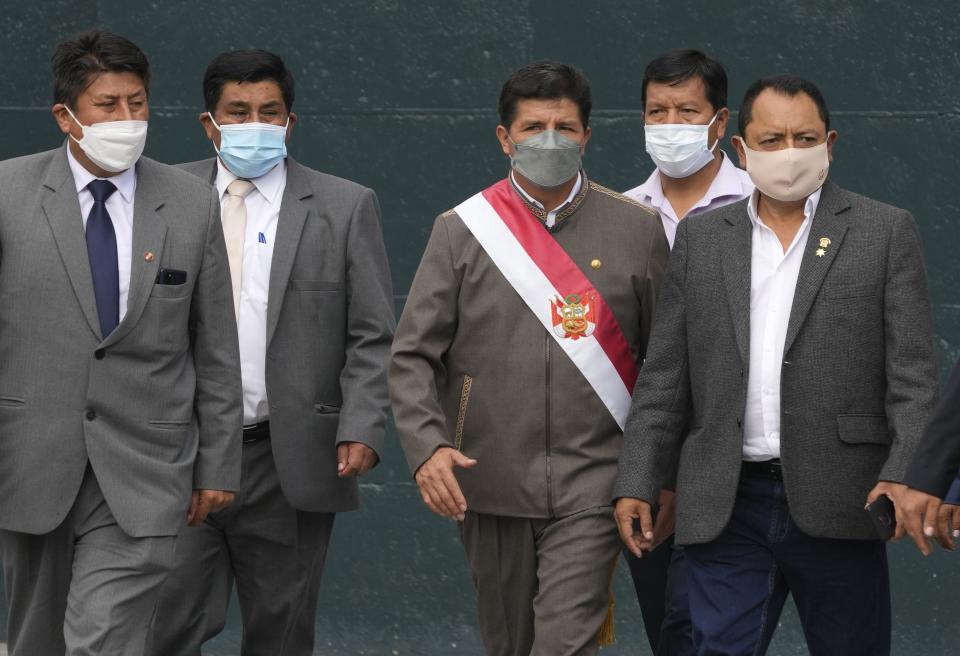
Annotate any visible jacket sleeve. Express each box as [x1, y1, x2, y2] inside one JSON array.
[[190, 187, 243, 491], [613, 217, 692, 504], [334, 188, 396, 459], [904, 357, 960, 497], [878, 210, 938, 483], [389, 213, 460, 475]]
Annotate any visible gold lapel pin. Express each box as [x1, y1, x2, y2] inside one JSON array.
[[815, 237, 831, 258], [590, 259, 602, 270], [144, 251, 155, 262]]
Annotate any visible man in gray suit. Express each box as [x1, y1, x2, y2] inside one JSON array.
[[0, 29, 242, 656], [147, 50, 395, 656], [613, 75, 936, 654]]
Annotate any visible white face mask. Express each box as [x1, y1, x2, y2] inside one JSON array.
[[64, 105, 148, 173], [739, 138, 830, 202], [644, 113, 718, 179]]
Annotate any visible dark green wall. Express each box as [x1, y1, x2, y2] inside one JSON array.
[[2, 1, 959, 653]]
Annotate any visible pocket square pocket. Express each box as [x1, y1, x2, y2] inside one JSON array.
[[155, 269, 187, 285]]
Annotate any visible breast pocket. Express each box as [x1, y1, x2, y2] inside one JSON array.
[[147, 284, 192, 352]]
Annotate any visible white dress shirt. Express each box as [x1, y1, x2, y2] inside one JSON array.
[[742, 188, 822, 461], [67, 144, 137, 322], [624, 151, 754, 247], [215, 159, 286, 424], [511, 171, 582, 227]]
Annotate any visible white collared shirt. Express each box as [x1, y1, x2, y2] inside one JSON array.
[[742, 188, 822, 461], [215, 159, 287, 424], [66, 144, 137, 323], [624, 151, 753, 247], [510, 171, 582, 227]]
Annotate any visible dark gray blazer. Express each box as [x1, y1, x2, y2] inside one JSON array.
[[613, 182, 938, 543], [0, 146, 243, 538], [180, 157, 395, 513]]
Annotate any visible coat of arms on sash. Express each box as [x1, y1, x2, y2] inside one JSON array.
[[552, 293, 596, 339]]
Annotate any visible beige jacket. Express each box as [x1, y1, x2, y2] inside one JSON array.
[[391, 175, 668, 518]]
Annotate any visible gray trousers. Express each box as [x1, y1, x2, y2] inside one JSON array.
[[0, 466, 176, 656], [461, 506, 621, 656], [146, 437, 335, 656]]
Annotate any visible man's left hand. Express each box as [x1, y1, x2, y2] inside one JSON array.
[[337, 442, 379, 477], [187, 489, 235, 526], [651, 489, 676, 550], [892, 484, 943, 556]]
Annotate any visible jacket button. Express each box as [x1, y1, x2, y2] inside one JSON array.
[[94, 349, 105, 360], [737, 417, 742, 427], [85, 410, 96, 421]]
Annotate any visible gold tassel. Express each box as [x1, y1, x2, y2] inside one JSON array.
[[597, 554, 619, 647]]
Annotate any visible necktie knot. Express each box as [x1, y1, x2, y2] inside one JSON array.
[[227, 179, 256, 199], [87, 179, 117, 203]]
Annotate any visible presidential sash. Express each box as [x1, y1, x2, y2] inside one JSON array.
[[454, 179, 638, 429]]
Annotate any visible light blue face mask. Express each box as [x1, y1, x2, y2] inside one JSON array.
[[208, 112, 288, 179]]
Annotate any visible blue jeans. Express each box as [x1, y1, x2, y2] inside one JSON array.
[[683, 469, 890, 656]]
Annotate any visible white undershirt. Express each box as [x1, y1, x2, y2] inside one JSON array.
[[742, 188, 822, 461], [215, 159, 286, 424], [67, 144, 136, 323]]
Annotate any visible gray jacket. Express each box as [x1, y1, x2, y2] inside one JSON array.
[[180, 158, 395, 512], [391, 176, 669, 518], [0, 146, 243, 538], [613, 182, 938, 543]]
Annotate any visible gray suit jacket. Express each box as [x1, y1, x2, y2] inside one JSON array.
[[0, 145, 243, 538], [180, 158, 394, 512], [613, 182, 938, 543]]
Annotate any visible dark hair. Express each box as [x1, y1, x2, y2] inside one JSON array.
[[642, 48, 727, 112], [738, 75, 830, 136], [51, 28, 150, 108], [203, 50, 295, 113], [498, 60, 592, 128]]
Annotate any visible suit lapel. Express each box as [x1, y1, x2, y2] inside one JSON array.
[[266, 158, 312, 346], [41, 147, 103, 340], [720, 202, 753, 364], [782, 182, 851, 354], [101, 159, 167, 348]]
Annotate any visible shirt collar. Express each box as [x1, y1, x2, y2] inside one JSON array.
[[66, 142, 137, 203], [747, 185, 823, 227], [629, 150, 746, 209], [510, 171, 582, 211], [215, 158, 287, 205]]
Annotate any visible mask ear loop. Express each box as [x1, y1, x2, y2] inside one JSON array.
[[207, 112, 224, 155], [62, 105, 87, 144], [706, 112, 720, 153]]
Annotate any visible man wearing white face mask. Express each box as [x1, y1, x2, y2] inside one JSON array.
[[622, 48, 754, 656], [0, 29, 242, 656], [392, 61, 669, 656], [625, 49, 753, 249], [146, 50, 395, 656], [614, 75, 936, 654]]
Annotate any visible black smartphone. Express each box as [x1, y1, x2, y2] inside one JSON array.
[[865, 494, 897, 541]]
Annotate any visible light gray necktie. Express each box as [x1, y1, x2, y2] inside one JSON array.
[[222, 179, 256, 316]]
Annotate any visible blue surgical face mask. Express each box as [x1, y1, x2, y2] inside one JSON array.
[[208, 112, 288, 179]]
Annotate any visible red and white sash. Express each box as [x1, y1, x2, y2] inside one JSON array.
[[454, 179, 638, 429]]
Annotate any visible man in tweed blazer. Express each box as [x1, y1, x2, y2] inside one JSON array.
[[613, 76, 936, 655]]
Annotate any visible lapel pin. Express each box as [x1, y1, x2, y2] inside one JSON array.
[[590, 259, 602, 270], [144, 251, 155, 262], [815, 237, 831, 258]]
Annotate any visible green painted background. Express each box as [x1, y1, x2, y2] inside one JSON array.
[[2, 1, 959, 653]]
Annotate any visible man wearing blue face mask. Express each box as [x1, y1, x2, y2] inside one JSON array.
[[391, 60, 669, 655], [622, 50, 753, 655], [146, 50, 395, 656]]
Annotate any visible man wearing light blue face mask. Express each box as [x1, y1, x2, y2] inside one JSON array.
[[146, 50, 395, 656], [621, 48, 753, 656]]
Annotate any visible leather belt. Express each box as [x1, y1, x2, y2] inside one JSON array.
[[741, 458, 782, 481], [242, 420, 270, 444]]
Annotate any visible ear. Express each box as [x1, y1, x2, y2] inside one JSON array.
[[826, 129, 838, 163], [731, 135, 747, 168], [580, 125, 592, 152], [714, 107, 730, 141], [496, 124, 513, 157], [285, 111, 298, 142], [199, 112, 220, 149], [51, 103, 76, 137]]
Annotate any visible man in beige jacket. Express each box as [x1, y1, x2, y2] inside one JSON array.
[[390, 60, 669, 656]]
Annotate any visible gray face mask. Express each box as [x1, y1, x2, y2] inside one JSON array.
[[509, 130, 583, 188]]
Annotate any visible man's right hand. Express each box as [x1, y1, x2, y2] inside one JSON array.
[[414, 447, 478, 521], [615, 497, 655, 557]]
